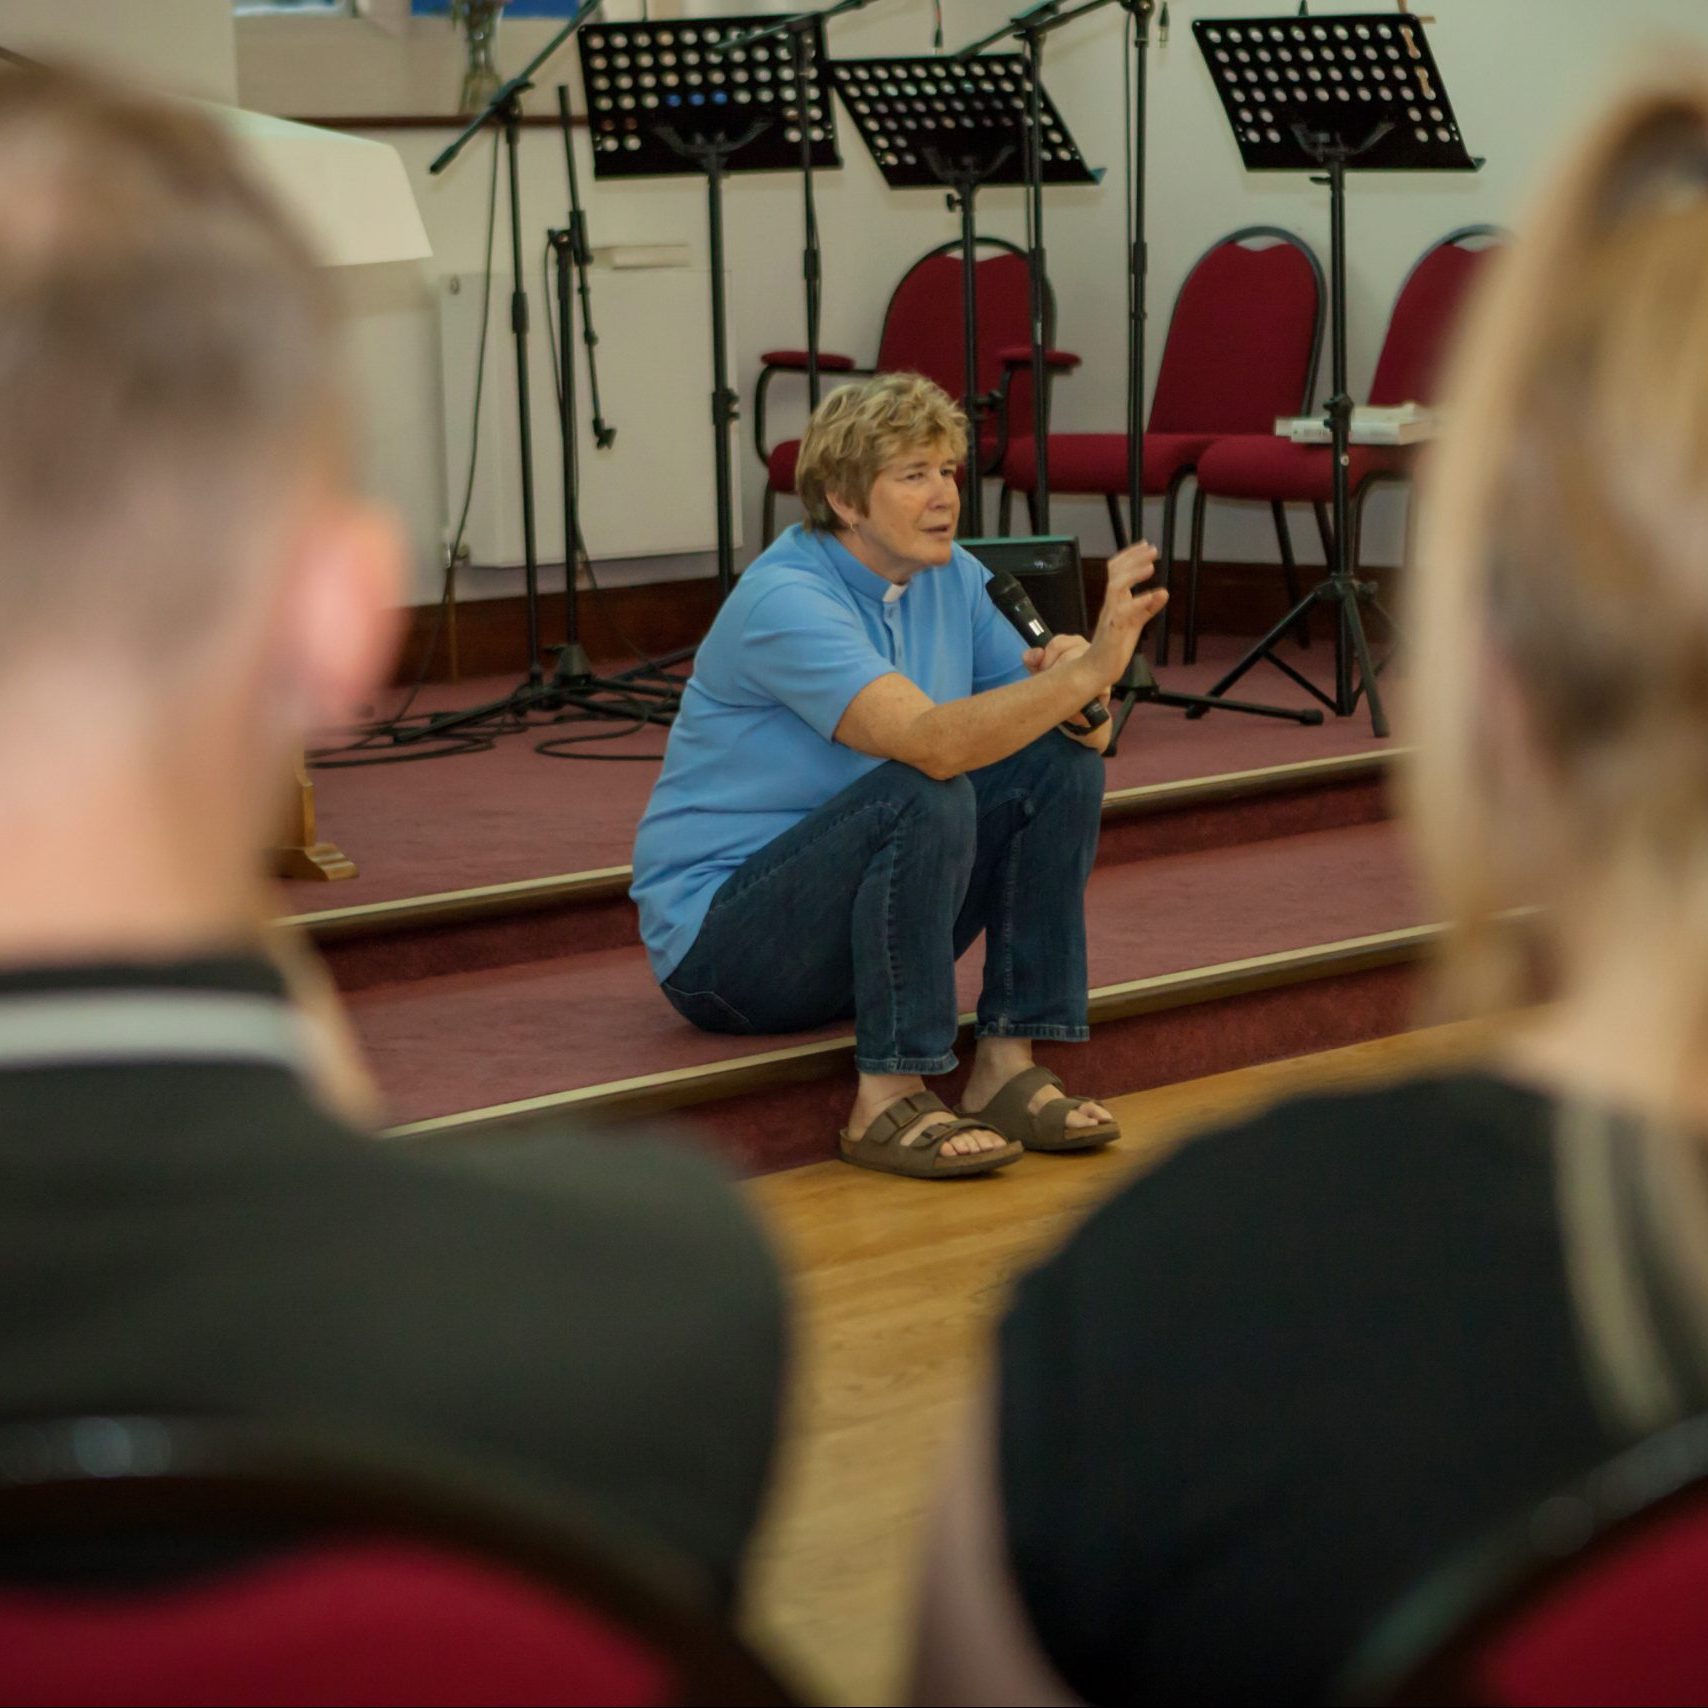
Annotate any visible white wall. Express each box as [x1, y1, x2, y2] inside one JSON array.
[[0, 0, 237, 102], [237, 0, 1708, 600]]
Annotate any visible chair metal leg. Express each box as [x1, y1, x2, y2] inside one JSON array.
[[1272, 501, 1312, 650], [1106, 493, 1129, 553], [1026, 491, 1040, 533], [1154, 474, 1184, 667], [1186, 487, 1209, 666], [999, 484, 1013, 536], [763, 484, 776, 547]]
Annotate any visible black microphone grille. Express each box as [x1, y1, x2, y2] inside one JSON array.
[[985, 570, 1029, 614]]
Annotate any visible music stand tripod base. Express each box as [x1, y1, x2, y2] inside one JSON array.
[[1109, 650, 1322, 750]]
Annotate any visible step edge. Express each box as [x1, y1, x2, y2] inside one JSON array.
[[1100, 747, 1397, 818], [381, 919, 1443, 1142], [288, 749, 1404, 943]]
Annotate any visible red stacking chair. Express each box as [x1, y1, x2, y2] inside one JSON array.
[[753, 237, 1079, 542], [1339, 1412, 1708, 1707], [0, 1416, 792, 1708], [999, 226, 1324, 664], [1181, 225, 1504, 665]]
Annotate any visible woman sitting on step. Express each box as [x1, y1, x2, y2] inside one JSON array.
[[631, 374, 1167, 1179], [911, 73, 1708, 1702]]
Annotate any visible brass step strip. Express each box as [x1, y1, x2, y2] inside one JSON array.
[[383, 919, 1440, 1142], [289, 749, 1401, 943], [1101, 747, 1397, 818]]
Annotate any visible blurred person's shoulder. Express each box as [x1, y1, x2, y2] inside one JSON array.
[[270, 1102, 780, 1317], [1016, 1068, 1560, 1318], [401, 1118, 778, 1293], [997, 1070, 1595, 1703], [213, 1101, 785, 1585]]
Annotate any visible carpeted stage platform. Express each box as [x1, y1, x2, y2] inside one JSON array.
[[288, 632, 1421, 1173], [289, 635, 1392, 912]]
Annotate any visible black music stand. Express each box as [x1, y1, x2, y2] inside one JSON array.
[[711, 0, 870, 414], [1187, 12, 1480, 737], [578, 17, 837, 634], [832, 55, 1094, 537], [953, 0, 1107, 531], [1065, 0, 1320, 741]]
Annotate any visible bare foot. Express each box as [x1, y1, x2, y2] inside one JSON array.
[[961, 1047, 1113, 1134], [848, 1075, 1008, 1159]]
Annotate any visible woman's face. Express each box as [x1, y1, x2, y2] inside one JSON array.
[[834, 439, 961, 576]]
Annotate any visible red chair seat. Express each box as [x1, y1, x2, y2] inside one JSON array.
[[758, 349, 856, 372], [1193, 433, 1416, 503], [1001, 432, 1217, 497]]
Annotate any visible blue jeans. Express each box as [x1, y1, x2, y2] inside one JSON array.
[[660, 734, 1104, 1075]]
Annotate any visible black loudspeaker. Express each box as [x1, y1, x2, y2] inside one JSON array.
[[960, 535, 1089, 639]]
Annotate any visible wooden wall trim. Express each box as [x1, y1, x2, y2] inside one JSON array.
[[392, 559, 1397, 686], [289, 114, 588, 130], [394, 577, 720, 686]]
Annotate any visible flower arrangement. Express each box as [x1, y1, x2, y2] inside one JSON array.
[[450, 0, 509, 113]]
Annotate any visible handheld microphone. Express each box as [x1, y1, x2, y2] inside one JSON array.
[[985, 571, 1110, 731]]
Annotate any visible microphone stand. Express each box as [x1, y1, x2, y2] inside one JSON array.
[[397, 0, 604, 745], [1109, 0, 1313, 739], [547, 83, 678, 723], [954, 0, 1092, 532], [958, 0, 1310, 743], [709, 0, 873, 410]]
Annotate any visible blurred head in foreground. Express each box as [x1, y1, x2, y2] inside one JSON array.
[[1414, 71, 1708, 1426], [1414, 72, 1708, 1106], [0, 70, 402, 962]]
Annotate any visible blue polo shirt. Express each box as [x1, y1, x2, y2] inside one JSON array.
[[631, 525, 1030, 982]]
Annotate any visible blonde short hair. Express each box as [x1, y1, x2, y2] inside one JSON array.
[[1411, 74, 1708, 1027], [795, 372, 968, 531], [1410, 70, 1708, 1434], [0, 69, 343, 675]]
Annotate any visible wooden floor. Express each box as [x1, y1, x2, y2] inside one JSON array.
[[739, 1020, 1501, 1706]]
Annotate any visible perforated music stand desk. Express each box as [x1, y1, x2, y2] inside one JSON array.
[[831, 55, 1095, 535], [1188, 12, 1478, 737], [832, 55, 1093, 188], [579, 16, 837, 177], [576, 17, 838, 625]]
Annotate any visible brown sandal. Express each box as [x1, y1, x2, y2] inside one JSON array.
[[962, 1064, 1120, 1154], [839, 1089, 1022, 1179]]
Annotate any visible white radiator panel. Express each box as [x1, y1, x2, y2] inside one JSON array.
[[439, 260, 741, 565]]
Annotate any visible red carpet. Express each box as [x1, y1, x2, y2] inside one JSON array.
[[300, 628, 1419, 1172], [351, 821, 1417, 1131], [293, 633, 1395, 911]]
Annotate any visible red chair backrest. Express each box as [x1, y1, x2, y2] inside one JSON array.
[[0, 1541, 673, 1708], [876, 242, 1039, 443], [1368, 228, 1505, 408], [1148, 229, 1324, 434], [1343, 1418, 1708, 1708], [1472, 1496, 1708, 1707], [0, 1418, 792, 1708]]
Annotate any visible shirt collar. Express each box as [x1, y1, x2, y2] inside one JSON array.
[[0, 954, 304, 1080], [815, 530, 913, 606], [0, 953, 286, 1003]]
